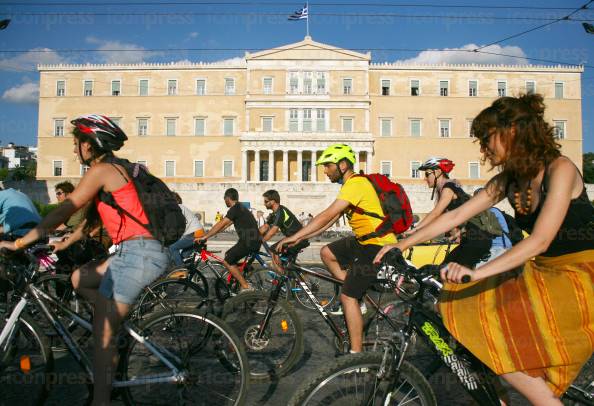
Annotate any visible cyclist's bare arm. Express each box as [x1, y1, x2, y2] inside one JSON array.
[[53, 220, 87, 252], [300, 212, 341, 241], [201, 217, 232, 240], [413, 188, 454, 232], [285, 199, 349, 243], [262, 225, 279, 242]]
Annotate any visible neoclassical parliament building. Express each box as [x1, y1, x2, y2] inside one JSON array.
[[36, 37, 583, 219]]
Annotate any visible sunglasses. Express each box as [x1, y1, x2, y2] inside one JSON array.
[[55, 191, 64, 196], [424, 172, 434, 178]]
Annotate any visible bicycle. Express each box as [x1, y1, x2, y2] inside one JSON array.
[[0, 244, 250, 405], [288, 248, 594, 406], [221, 252, 406, 381]]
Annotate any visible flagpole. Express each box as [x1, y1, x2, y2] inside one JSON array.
[[306, 1, 310, 37]]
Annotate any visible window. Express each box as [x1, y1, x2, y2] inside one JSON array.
[[223, 118, 234, 136], [289, 109, 299, 132], [111, 80, 121, 96], [497, 81, 506, 97], [380, 161, 392, 177], [54, 119, 64, 136], [316, 109, 326, 132], [83, 80, 93, 96], [410, 79, 420, 96], [165, 160, 175, 177], [137, 160, 147, 167], [411, 161, 421, 179], [225, 78, 235, 95], [468, 80, 478, 97], [469, 162, 480, 179], [289, 72, 299, 94], [303, 72, 312, 95], [196, 79, 206, 95], [263, 77, 273, 95], [138, 118, 148, 136], [467, 119, 474, 137], [553, 120, 566, 139], [80, 165, 90, 176], [381, 79, 390, 96], [439, 119, 450, 138], [303, 109, 312, 132], [439, 80, 449, 96], [342, 117, 353, 133], [410, 119, 421, 137], [316, 72, 326, 94], [139, 79, 148, 96], [167, 80, 177, 96], [53, 160, 63, 176], [262, 117, 273, 132], [56, 80, 65, 96], [223, 160, 233, 177], [195, 118, 205, 136], [526, 80, 536, 95], [380, 118, 392, 137], [194, 160, 204, 177], [110, 117, 121, 127], [555, 82, 564, 99], [343, 78, 352, 95], [166, 118, 176, 136]]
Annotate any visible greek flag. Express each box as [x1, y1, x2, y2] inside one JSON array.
[[288, 4, 308, 20]]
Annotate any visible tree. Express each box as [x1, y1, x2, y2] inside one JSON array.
[[583, 153, 594, 184]]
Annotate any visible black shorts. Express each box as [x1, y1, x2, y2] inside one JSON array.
[[327, 236, 382, 300], [225, 240, 261, 265], [271, 239, 310, 258]]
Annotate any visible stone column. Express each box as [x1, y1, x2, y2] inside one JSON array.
[[254, 149, 261, 182], [268, 150, 274, 182], [311, 150, 317, 182], [354, 150, 360, 173], [297, 150, 303, 182], [283, 150, 289, 181], [366, 149, 372, 174], [241, 150, 248, 181]]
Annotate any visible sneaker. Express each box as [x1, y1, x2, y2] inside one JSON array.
[[329, 302, 367, 316], [239, 284, 256, 294]]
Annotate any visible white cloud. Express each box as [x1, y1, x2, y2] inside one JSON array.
[[395, 44, 528, 65], [189, 32, 199, 39], [212, 56, 244, 64], [0, 48, 68, 72], [2, 82, 39, 104], [85, 36, 161, 64]]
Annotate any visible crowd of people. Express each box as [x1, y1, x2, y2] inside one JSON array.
[[0, 93, 592, 405]]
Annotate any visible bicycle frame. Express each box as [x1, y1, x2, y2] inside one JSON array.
[[1, 277, 185, 388]]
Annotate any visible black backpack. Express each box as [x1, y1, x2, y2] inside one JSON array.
[[99, 157, 186, 246], [498, 210, 524, 246]]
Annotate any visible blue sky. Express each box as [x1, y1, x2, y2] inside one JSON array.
[[1, 0, 593, 151]]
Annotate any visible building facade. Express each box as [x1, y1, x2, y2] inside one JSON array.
[[36, 37, 583, 220]]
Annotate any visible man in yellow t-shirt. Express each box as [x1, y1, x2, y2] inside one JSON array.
[[277, 144, 396, 353]]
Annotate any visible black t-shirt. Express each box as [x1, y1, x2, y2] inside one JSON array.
[[226, 203, 260, 245], [266, 205, 302, 237]]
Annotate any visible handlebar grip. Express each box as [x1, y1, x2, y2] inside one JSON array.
[[461, 275, 471, 283]]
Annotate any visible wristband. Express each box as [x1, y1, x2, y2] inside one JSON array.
[[14, 238, 26, 249]]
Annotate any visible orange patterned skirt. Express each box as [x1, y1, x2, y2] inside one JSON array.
[[439, 250, 594, 397]]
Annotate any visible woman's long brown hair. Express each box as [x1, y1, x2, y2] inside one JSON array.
[[471, 94, 561, 184]]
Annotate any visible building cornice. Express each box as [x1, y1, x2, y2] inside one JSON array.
[[370, 63, 583, 73], [38, 61, 247, 72]]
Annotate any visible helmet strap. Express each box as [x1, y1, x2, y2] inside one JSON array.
[[430, 170, 443, 200]]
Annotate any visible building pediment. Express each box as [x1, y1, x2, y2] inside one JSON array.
[[246, 36, 370, 62]]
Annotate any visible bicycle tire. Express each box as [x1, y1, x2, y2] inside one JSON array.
[[245, 268, 290, 301], [135, 277, 208, 318], [363, 299, 442, 377], [291, 266, 339, 312], [165, 265, 209, 298], [288, 351, 436, 406], [0, 313, 55, 405], [120, 310, 249, 406], [222, 291, 304, 382], [562, 384, 594, 406]]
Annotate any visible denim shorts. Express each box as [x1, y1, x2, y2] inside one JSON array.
[[99, 238, 169, 305]]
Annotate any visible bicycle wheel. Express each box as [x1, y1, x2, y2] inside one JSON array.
[[120, 311, 249, 406], [166, 265, 209, 298], [363, 299, 441, 377], [288, 351, 436, 406], [0, 313, 55, 405], [32, 273, 93, 349], [246, 268, 290, 300], [222, 291, 303, 381], [292, 267, 339, 311], [135, 277, 208, 318]]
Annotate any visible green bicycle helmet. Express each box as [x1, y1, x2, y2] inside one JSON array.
[[316, 144, 356, 166]]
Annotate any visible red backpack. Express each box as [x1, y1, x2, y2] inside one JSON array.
[[350, 174, 413, 242]]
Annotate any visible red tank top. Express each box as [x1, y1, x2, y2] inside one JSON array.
[[96, 181, 152, 244]]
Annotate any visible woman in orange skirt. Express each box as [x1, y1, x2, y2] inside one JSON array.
[[375, 93, 594, 405]]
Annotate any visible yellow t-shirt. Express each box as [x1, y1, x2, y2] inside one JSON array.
[[337, 176, 397, 246]]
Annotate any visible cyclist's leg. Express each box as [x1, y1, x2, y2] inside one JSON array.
[[70, 257, 110, 304], [223, 242, 251, 289], [168, 233, 195, 266], [500, 372, 562, 405], [322, 237, 356, 280]]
